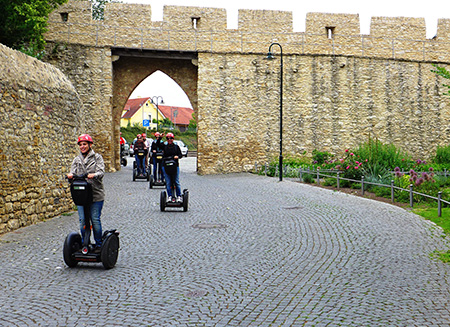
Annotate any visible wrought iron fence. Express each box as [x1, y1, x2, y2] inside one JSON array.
[[254, 163, 450, 217]]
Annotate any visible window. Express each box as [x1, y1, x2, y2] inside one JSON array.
[[60, 13, 69, 22], [326, 26, 335, 39], [191, 17, 200, 29]]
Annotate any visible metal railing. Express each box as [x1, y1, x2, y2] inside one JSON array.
[[255, 163, 450, 217]]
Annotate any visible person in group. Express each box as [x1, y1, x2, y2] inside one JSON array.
[[142, 133, 151, 170], [151, 132, 165, 182], [119, 132, 126, 157], [162, 132, 183, 202], [67, 134, 105, 252], [134, 134, 146, 176]]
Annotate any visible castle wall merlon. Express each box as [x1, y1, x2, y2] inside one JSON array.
[[238, 10, 293, 33], [104, 3, 152, 27], [306, 13, 360, 37], [437, 19, 450, 41], [370, 17, 426, 40], [163, 6, 227, 31], [49, 0, 91, 24]]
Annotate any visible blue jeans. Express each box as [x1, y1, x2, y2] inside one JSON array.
[[162, 166, 181, 197], [77, 201, 103, 247], [135, 154, 145, 174]]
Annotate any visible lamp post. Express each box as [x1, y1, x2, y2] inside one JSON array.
[[266, 42, 283, 181], [151, 96, 164, 131]]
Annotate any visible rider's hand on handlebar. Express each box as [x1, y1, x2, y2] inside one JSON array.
[[174, 156, 179, 159], [67, 173, 73, 179], [87, 173, 95, 179]]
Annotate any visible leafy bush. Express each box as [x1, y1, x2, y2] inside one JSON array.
[[433, 145, 450, 168]]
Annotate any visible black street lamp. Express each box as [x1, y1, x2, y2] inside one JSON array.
[[151, 96, 164, 131], [266, 42, 283, 181]]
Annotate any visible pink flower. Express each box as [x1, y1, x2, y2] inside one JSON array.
[[354, 166, 359, 169], [356, 161, 360, 165], [365, 159, 368, 162], [350, 153, 354, 156], [345, 149, 349, 153], [340, 159, 344, 163], [346, 166, 350, 170]]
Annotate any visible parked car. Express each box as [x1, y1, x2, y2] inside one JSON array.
[[174, 140, 188, 157], [129, 138, 137, 156]]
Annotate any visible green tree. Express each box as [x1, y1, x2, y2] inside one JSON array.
[[431, 64, 450, 97], [0, 0, 68, 58], [90, 0, 122, 20]]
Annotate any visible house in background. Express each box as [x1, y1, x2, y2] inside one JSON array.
[[121, 97, 162, 129], [157, 105, 194, 132], [121, 98, 194, 132]]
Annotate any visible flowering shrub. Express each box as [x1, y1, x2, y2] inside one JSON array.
[[333, 149, 365, 181]]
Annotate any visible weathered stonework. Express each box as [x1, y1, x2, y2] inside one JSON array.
[[0, 44, 83, 234], [42, 0, 450, 176]]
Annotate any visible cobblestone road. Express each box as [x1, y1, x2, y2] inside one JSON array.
[[1, 157, 450, 326]]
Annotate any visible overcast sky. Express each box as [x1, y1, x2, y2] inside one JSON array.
[[126, 0, 450, 107]]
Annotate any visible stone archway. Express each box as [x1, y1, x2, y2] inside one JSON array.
[[111, 49, 198, 170]]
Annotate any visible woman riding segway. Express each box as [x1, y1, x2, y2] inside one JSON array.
[[162, 132, 183, 202], [150, 132, 165, 187], [67, 134, 105, 251], [64, 134, 119, 269]]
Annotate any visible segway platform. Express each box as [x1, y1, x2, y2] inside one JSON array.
[[160, 189, 189, 212], [149, 152, 165, 188], [63, 174, 120, 269]]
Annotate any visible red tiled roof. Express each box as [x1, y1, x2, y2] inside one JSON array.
[[158, 105, 193, 126], [121, 97, 150, 119]]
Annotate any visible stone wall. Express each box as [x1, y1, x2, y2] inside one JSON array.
[[43, 0, 450, 175], [43, 43, 116, 170], [196, 52, 450, 174], [0, 44, 83, 234]]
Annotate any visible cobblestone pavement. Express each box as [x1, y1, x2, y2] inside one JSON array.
[[2, 157, 450, 326]]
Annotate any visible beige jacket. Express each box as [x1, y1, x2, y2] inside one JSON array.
[[70, 149, 105, 202]]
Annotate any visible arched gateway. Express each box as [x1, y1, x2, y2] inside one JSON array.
[[45, 0, 450, 174]]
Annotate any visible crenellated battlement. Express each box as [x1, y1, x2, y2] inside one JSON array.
[[46, 0, 450, 62]]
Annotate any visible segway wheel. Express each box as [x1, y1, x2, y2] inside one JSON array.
[[63, 232, 81, 268], [160, 191, 166, 211], [133, 170, 136, 181], [121, 157, 127, 167], [146, 171, 150, 182], [149, 176, 154, 189], [183, 190, 189, 212], [133, 161, 137, 169], [101, 233, 120, 270]]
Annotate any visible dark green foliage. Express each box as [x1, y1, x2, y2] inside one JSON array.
[[433, 145, 450, 167], [0, 0, 68, 58], [312, 150, 332, 165], [431, 64, 450, 97]]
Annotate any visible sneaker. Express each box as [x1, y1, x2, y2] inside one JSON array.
[[167, 196, 172, 202], [176, 196, 182, 202]]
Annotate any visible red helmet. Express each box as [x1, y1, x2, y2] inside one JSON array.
[[142, 133, 146, 137], [77, 134, 93, 144], [154, 132, 160, 137], [137, 134, 142, 138], [166, 132, 174, 139]]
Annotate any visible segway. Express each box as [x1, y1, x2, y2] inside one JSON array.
[[133, 148, 150, 181], [120, 144, 127, 167], [63, 174, 120, 269], [160, 159, 189, 212], [149, 151, 166, 189]]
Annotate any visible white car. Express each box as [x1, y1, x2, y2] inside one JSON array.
[[174, 140, 188, 157]]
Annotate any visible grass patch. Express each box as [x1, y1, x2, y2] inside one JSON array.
[[412, 207, 450, 234]]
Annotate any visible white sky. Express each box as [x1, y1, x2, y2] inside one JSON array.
[[126, 0, 450, 107]]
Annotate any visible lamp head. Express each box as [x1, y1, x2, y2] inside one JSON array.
[[266, 52, 276, 60]]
